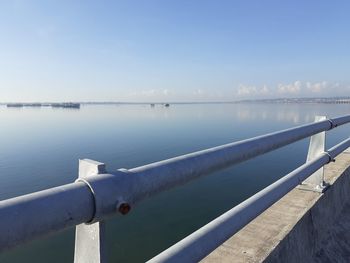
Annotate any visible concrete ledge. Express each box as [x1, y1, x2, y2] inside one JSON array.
[[201, 152, 350, 263]]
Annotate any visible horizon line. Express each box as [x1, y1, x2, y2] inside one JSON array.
[[1, 96, 350, 105]]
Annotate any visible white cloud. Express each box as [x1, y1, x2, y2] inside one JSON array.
[[237, 84, 270, 97], [261, 85, 269, 94], [306, 81, 327, 93], [234, 80, 349, 99], [128, 89, 171, 98], [278, 81, 302, 94], [193, 89, 203, 95], [237, 85, 256, 96], [276, 80, 348, 97]]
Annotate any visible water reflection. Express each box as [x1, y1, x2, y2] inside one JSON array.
[[233, 103, 343, 124]]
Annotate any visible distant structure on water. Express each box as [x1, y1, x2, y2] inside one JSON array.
[[51, 103, 80, 109], [6, 103, 80, 109], [7, 103, 24, 107], [149, 103, 170, 107]]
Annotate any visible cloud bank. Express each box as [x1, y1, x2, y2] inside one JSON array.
[[120, 80, 349, 102], [120, 81, 349, 102], [236, 81, 349, 99]]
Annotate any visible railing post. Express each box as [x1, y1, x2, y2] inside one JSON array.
[[74, 159, 107, 263], [299, 116, 329, 192]]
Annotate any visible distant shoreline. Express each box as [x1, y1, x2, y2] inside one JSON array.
[[1, 97, 350, 106]]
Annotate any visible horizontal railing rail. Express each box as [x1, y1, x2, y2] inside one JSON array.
[[0, 114, 350, 262], [147, 138, 350, 262]]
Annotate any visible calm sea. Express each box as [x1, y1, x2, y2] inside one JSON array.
[[0, 103, 349, 262]]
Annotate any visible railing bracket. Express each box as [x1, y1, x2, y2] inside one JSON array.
[[299, 116, 329, 193], [74, 159, 107, 263]]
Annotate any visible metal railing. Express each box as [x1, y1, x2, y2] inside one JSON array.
[[1, 115, 350, 263]]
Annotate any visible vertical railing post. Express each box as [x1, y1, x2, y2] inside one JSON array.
[[299, 116, 329, 192], [74, 159, 107, 263]]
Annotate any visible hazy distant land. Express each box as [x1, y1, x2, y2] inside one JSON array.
[[1, 97, 350, 107]]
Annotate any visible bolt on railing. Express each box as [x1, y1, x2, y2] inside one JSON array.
[[0, 115, 350, 263]]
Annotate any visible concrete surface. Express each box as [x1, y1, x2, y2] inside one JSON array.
[[201, 152, 350, 263]]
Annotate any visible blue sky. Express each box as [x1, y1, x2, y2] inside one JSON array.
[[0, 0, 349, 102]]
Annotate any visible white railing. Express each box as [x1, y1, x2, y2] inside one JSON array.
[[0, 115, 350, 263]]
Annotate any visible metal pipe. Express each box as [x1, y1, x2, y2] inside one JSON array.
[[63, 116, 350, 223], [0, 115, 350, 251], [147, 138, 350, 263], [0, 182, 94, 251], [77, 117, 348, 220], [126, 116, 350, 204]]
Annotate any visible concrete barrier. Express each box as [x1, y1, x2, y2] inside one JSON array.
[[202, 152, 350, 263]]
